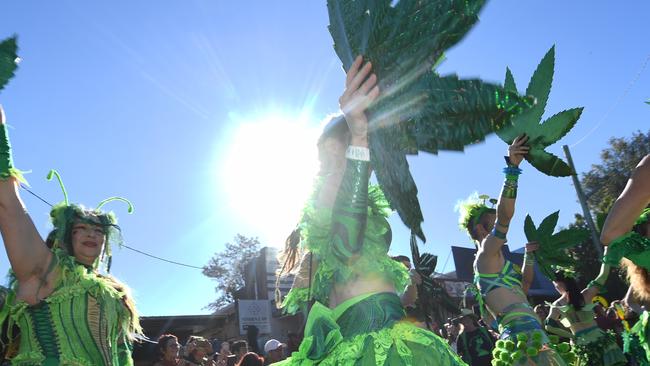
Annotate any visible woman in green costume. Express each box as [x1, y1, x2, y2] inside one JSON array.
[[599, 155, 650, 365], [274, 56, 465, 366], [457, 140, 571, 366], [545, 262, 626, 366], [0, 105, 142, 365]]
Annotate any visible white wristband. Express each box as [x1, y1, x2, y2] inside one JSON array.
[[346, 145, 370, 161]]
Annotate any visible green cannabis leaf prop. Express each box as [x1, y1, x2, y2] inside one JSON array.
[[524, 211, 589, 281], [0, 36, 19, 92], [328, 0, 535, 241], [327, 0, 534, 241], [497, 46, 583, 177]]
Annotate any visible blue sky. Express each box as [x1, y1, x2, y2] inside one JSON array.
[[0, 1, 648, 316]]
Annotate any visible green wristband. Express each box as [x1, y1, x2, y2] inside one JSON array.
[[0, 124, 26, 183]]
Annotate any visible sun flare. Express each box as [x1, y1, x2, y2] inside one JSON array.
[[219, 112, 322, 246]]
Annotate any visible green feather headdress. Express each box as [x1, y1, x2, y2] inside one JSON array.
[[456, 193, 497, 238], [46, 169, 133, 272]]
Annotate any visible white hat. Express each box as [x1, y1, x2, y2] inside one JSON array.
[[264, 339, 286, 353]]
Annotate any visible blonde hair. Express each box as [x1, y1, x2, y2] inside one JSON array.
[[622, 258, 650, 301]]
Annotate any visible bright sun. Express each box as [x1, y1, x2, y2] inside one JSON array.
[[219, 111, 321, 246]]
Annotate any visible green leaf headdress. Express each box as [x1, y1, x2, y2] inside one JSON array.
[[327, 0, 535, 241], [523, 211, 589, 281], [0, 36, 19, 93], [496, 46, 583, 177], [456, 193, 497, 241], [46, 169, 134, 272]]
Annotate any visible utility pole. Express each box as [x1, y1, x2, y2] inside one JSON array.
[[563, 145, 603, 256]]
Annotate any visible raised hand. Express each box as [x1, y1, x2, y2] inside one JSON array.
[[339, 56, 380, 146], [508, 134, 530, 166]]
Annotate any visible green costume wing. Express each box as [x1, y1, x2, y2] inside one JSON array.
[[327, 0, 535, 241], [0, 36, 19, 92], [497, 46, 583, 177], [524, 211, 589, 280]]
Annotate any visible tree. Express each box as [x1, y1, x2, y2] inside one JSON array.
[[582, 130, 650, 216], [203, 234, 261, 311]]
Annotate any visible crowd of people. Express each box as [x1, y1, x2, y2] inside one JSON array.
[[151, 334, 292, 366]]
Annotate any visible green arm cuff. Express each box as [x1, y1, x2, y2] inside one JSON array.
[[604, 232, 650, 270], [588, 262, 611, 291], [0, 124, 27, 184], [330, 158, 370, 262]]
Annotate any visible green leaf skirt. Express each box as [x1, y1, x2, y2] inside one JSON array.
[[273, 292, 466, 366]]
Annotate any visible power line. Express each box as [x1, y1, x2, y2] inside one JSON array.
[[570, 53, 650, 148], [19, 184, 204, 270]]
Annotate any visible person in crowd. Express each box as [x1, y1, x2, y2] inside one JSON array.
[[0, 105, 142, 365], [285, 333, 300, 355], [181, 336, 215, 366], [154, 334, 182, 366], [227, 340, 248, 366], [445, 320, 460, 353], [455, 309, 495, 366], [598, 155, 650, 362], [275, 56, 465, 365], [457, 135, 567, 365], [534, 304, 550, 323], [246, 326, 262, 355], [391, 255, 422, 307], [263, 339, 286, 365], [214, 342, 232, 366], [546, 263, 626, 366], [237, 352, 264, 366]]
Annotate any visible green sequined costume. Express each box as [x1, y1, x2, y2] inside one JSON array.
[[4, 249, 136, 366], [276, 158, 465, 366], [0, 123, 140, 365]]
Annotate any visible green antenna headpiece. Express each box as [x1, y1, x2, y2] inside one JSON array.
[[46, 169, 133, 272]]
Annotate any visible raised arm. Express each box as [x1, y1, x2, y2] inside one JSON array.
[[600, 155, 650, 245], [0, 105, 50, 282], [329, 56, 379, 262], [480, 135, 530, 256], [521, 241, 538, 294], [582, 247, 611, 301]]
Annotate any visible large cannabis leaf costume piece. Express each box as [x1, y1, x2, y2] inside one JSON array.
[[327, 0, 535, 241], [524, 211, 589, 281], [497, 46, 583, 177], [0, 37, 19, 92]]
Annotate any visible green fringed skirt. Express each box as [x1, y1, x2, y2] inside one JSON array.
[[572, 326, 626, 366], [273, 292, 466, 366]]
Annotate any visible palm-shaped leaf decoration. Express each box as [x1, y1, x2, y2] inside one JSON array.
[[0, 36, 19, 93], [410, 233, 460, 327], [497, 46, 583, 177], [524, 211, 589, 281], [328, 0, 535, 241]]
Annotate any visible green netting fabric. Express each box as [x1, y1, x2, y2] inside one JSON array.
[[572, 328, 626, 366], [6, 248, 139, 365], [275, 292, 466, 366], [629, 311, 650, 365], [603, 232, 650, 270], [281, 183, 410, 313]]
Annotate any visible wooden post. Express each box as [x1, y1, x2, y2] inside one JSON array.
[[563, 145, 603, 256]]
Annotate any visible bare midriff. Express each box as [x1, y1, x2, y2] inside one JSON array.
[[329, 274, 396, 308]]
